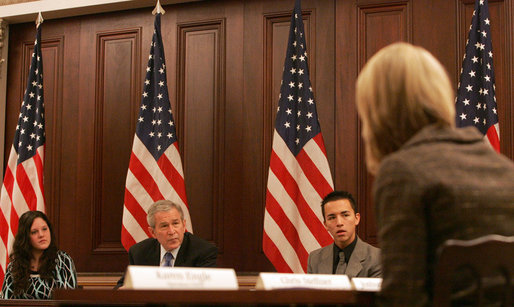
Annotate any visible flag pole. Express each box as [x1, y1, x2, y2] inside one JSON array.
[[36, 12, 44, 28], [152, 0, 165, 15]]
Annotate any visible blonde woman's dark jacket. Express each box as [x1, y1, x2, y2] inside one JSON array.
[[373, 125, 514, 306]]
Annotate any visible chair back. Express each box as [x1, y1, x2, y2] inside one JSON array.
[[433, 234, 514, 307]]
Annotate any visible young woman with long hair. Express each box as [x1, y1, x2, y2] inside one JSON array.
[[1, 210, 76, 299]]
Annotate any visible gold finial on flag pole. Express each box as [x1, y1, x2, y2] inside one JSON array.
[[152, 0, 165, 15], [36, 12, 44, 28]]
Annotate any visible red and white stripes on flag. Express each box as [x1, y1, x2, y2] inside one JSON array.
[[264, 133, 334, 273], [0, 24, 46, 283], [263, 0, 334, 273], [121, 139, 192, 249], [484, 123, 500, 150], [121, 13, 192, 251]]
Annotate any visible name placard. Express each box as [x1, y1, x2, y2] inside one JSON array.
[[255, 273, 352, 290], [351, 277, 382, 292], [123, 266, 238, 290]]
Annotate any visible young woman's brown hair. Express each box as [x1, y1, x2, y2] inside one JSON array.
[[9, 211, 58, 296]]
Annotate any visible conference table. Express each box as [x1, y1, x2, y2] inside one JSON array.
[[0, 289, 376, 306]]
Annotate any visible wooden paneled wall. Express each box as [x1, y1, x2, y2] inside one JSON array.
[[4, 0, 513, 273]]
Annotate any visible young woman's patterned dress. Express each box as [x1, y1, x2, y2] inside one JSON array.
[[1, 250, 76, 299]]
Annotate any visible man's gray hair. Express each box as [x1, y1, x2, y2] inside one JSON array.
[[147, 200, 184, 228]]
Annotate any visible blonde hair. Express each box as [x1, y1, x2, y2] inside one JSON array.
[[356, 42, 455, 174]]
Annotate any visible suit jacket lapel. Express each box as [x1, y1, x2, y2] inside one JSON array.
[[345, 237, 364, 278], [174, 232, 190, 266], [148, 239, 161, 266], [319, 244, 334, 274]]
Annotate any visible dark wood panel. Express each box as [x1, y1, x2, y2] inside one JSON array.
[[358, 2, 410, 67], [355, 1, 410, 244], [177, 20, 225, 247], [19, 38, 64, 230], [335, 0, 358, 202], [50, 20, 82, 263], [39, 38, 64, 240], [73, 10, 152, 272], [172, 0, 247, 270], [413, 0, 456, 77], [242, 0, 267, 266], [94, 30, 141, 253], [218, 1, 245, 270]]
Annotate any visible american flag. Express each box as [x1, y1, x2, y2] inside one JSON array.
[[263, 0, 334, 273], [0, 24, 46, 283], [456, 0, 500, 152], [121, 13, 192, 251]]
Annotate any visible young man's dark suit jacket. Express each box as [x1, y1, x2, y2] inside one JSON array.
[[115, 231, 217, 288]]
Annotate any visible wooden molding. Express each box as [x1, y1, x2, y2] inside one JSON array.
[[93, 28, 141, 254], [177, 19, 226, 252]]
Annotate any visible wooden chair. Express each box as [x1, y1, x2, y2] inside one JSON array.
[[433, 234, 514, 307]]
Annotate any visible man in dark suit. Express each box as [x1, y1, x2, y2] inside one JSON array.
[[307, 191, 381, 278], [116, 200, 217, 289]]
